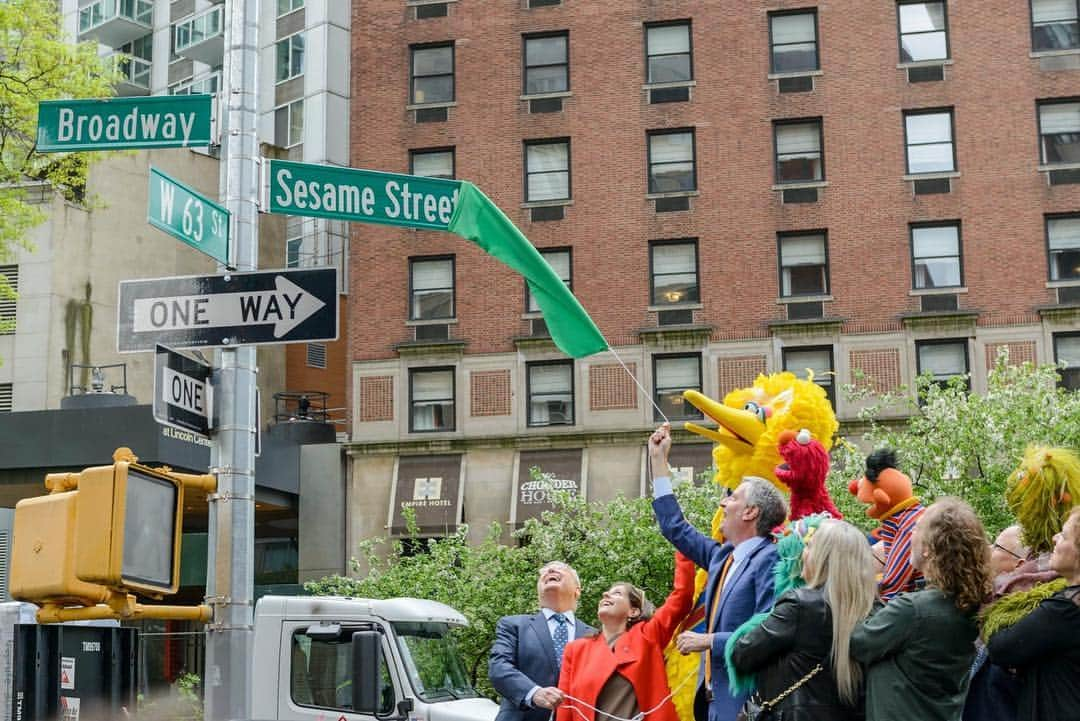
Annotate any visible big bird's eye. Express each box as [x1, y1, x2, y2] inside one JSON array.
[[743, 401, 768, 424]]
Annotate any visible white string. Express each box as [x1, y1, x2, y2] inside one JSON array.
[[607, 346, 670, 424], [549, 665, 699, 721]]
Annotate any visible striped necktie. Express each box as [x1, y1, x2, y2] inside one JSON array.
[[703, 555, 735, 690]]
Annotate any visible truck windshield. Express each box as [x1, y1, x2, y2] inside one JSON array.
[[392, 621, 478, 702]]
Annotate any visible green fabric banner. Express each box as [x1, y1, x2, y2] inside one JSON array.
[[448, 182, 608, 359]]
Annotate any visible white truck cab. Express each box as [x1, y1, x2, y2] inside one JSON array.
[[252, 595, 498, 721]]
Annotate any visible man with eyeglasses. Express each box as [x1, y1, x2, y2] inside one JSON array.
[[990, 525, 1031, 578]]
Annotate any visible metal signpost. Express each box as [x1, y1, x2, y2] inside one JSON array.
[[148, 167, 231, 267], [36, 95, 213, 152], [206, 2, 260, 717], [266, 158, 462, 229], [116, 268, 337, 352], [154, 344, 213, 437]]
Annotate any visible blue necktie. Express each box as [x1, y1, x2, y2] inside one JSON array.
[[552, 613, 568, 667]]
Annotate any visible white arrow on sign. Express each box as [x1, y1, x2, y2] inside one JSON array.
[[132, 275, 326, 338]]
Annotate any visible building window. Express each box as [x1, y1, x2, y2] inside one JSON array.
[[898, 1, 949, 62], [275, 99, 304, 148], [286, 237, 303, 268], [524, 140, 570, 202], [409, 368, 455, 432], [410, 148, 455, 179], [1055, 333, 1080, 389], [650, 240, 699, 305], [275, 33, 305, 83], [916, 339, 970, 390], [1047, 214, 1080, 281], [170, 70, 221, 96], [783, 346, 835, 405], [410, 257, 455, 320], [0, 265, 17, 335], [1031, 0, 1080, 52], [904, 109, 955, 174], [306, 342, 327, 369], [1038, 100, 1080, 165], [527, 249, 571, 312], [411, 43, 454, 105], [0, 384, 10, 413], [645, 21, 693, 83], [277, 0, 303, 16], [778, 232, 828, 297], [647, 129, 696, 193], [911, 223, 962, 289], [769, 11, 818, 74], [524, 32, 568, 95], [653, 354, 703, 421], [527, 361, 574, 427], [774, 119, 824, 183]]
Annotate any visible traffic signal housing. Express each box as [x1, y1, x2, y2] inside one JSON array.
[[10, 448, 215, 615]]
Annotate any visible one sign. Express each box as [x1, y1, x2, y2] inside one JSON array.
[[389, 455, 463, 535], [36, 95, 213, 152], [148, 167, 230, 266], [118, 268, 338, 352], [266, 159, 462, 230], [154, 344, 212, 436], [512, 449, 585, 526]]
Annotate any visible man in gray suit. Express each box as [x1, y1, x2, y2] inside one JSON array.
[[489, 562, 593, 721]]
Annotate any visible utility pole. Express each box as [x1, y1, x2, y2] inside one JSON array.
[[205, 0, 260, 718]]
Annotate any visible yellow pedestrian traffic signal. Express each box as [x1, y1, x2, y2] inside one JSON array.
[[9, 447, 216, 622]]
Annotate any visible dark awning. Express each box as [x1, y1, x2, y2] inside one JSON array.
[[513, 448, 585, 525], [389, 454, 463, 536]]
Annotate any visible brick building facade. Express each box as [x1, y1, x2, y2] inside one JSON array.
[[345, 0, 1080, 555]]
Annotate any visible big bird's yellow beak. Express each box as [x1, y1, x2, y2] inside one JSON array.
[[682, 390, 765, 451]]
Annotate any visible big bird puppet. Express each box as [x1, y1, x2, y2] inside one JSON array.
[[662, 371, 840, 721]]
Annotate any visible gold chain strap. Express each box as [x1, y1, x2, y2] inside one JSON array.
[[760, 663, 824, 711]]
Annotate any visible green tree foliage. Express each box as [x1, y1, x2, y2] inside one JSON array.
[[0, 0, 116, 310], [306, 477, 723, 698], [828, 355, 1080, 537]]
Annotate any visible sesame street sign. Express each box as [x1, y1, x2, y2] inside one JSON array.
[[266, 159, 461, 230]]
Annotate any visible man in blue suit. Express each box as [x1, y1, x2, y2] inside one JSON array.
[[649, 423, 786, 721], [489, 561, 594, 721]]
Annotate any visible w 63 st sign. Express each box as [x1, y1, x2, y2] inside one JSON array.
[[148, 167, 231, 267]]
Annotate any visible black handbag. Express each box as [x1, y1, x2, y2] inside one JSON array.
[[737, 663, 822, 721]]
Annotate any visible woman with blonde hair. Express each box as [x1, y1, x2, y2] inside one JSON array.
[[729, 519, 877, 720], [852, 497, 992, 721]]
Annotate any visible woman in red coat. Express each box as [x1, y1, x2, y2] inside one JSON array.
[[556, 552, 695, 721]]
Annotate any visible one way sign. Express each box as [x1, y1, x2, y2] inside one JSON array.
[[118, 268, 338, 352]]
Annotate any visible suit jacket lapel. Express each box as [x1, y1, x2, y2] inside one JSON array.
[[574, 619, 591, 640], [707, 544, 734, 632], [719, 538, 764, 609], [530, 612, 558, 675]]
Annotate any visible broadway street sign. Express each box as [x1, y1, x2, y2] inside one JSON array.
[[37, 95, 213, 152], [266, 159, 461, 230], [148, 167, 230, 266], [118, 268, 337, 352], [154, 344, 212, 437]]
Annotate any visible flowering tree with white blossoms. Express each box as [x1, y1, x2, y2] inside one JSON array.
[[827, 354, 1080, 536]]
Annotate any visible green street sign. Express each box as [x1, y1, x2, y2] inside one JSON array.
[[37, 95, 213, 152], [148, 167, 230, 266], [267, 159, 461, 230]]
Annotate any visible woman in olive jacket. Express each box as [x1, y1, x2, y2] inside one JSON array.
[[730, 519, 877, 721], [851, 498, 992, 721], [987, 506, 1080, 721]]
